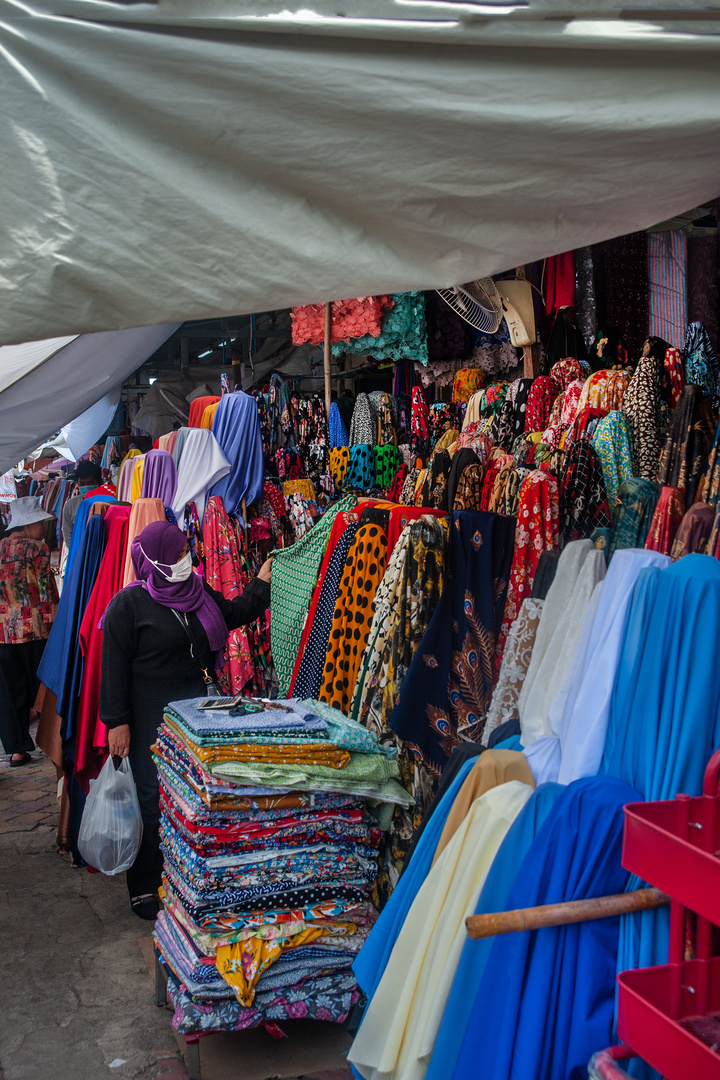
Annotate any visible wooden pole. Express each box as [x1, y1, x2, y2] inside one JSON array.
[[465, 888, 669, 940], [324, 302, 332, 418]]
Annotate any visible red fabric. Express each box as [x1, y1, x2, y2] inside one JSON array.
[[291, 297, 394, 346], [188, 396, 221, 429], [203, 496, 254, 694], [644, 485, 686, 556], [663, 347, 685, 410], [74, 505, 132, 788], [386, 506, 446, 556], [83, 483, 116, 499], [544, 251, 576, 322], [152, 438, 160, 449], [525, 376, 560, 434]]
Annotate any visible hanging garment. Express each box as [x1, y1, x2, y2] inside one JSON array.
[[496, 471, 560, 665], [544, 251, 575, 325], [518, 540, 601, 746], [590, 410, 634, 506], [669, 502, 715, 559], [386, 463, 409, 505], [621, 354, 665, 481], [74, 505, 132, 786], [649, 228, 688, 348], [663, 345, 685, 410], [328, 401, 350, 448], [449, 776, 640, 1080], [64, 494, 117, 579], [418, 449, 452, 511], [484, 597, 543, 741], [608, 477, 661, 557], [348, 781, 532, 1080], [329, 446, 350, 490], [270, 496, 356, 696], [349, 393, 376, 446], [390, 511, 515, 776], [121, 497, 165, 585], [171, 427, 231, 523], [644, 484, 685, 555], [208, 391, 264, 516], [602, 555, 720, 985], [140, 448, 177, 506], [683, 320, 720, 406], [293, 520, 359, 701], [129, 455, 146, 502], [410, 387, 430, 456], [656, 383, 716, 506], [575, 367, 632, 415], [347, 445, 375, 491], [452, 463, 485, 512], [425, 782, 564, 1080], [524, 376, 559, 434], [374, 445, 402, 489], [318, 509, 390, 714], [559, 440, 611, 545]]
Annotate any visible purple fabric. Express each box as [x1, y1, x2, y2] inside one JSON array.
[[208, 391, 264, 516], [140, 449, 178, 506], [129, 521, 227, 651]]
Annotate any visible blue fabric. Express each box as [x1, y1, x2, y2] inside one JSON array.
[[50, 479, 70, 522], [426, 782, 564, 1080], [328, 402, 349, 448], [209, 391, 264, 515], [38, 515, 107, 743], [346, 444, 374, 490], [64, 494, 113, 576], [451, 776, 639, 1080], [352, 756, 477, 1003], [600, 554, 720, 1055], [390, 510, 515, 774], [493, 734, 522, 752]]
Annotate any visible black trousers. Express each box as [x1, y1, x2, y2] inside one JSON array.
[[0, 639, 45, 755], [126, 822, 163, 899]]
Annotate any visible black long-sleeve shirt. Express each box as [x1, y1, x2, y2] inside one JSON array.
[[99, 577, 270, 820]]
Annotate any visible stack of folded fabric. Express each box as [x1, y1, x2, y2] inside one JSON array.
[[152, 695, 411, 1036]]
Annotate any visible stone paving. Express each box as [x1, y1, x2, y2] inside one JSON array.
[[0, 738, 353, 1080]]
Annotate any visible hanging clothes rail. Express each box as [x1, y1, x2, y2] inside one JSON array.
[[465, 887, 669, 939]]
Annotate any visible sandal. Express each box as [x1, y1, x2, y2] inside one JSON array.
[[10, 753, 32, 768], [130, 894, 161, 921]]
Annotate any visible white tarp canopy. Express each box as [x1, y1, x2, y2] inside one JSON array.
[[0, 324, 179, 472], [1, 0, 720, 348]]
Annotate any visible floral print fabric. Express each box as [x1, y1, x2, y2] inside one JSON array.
[[621, 354, 665, 481], [0, 536, 58, 644], [608, 478, 660, 558], [591, 411, 634, 505], [560, 441, 611, 545], [484, 597, 543, 740], [525, 376, 559, 434]]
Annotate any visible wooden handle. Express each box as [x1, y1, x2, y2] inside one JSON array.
[[465, 887, 669, 940]]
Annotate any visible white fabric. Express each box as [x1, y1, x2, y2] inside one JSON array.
[[348, 780, 532, 1080], [519, 540, 594, 745], [49, 388, 122, 462], [0, 324, 180, 473], [484, 596, 543, 740], [171, 428, 231, 521], [525, 548, 671, 787], [2, 3, 720, 344]]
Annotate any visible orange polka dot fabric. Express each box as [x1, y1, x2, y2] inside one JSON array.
[[318, 518, 389, 714]]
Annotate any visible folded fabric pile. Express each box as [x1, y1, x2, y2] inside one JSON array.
[[153, 695, 411, 1035]]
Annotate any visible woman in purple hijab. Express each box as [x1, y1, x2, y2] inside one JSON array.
[[99, 520, 272, 919]]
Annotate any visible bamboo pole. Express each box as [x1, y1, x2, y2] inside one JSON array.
[[466, 888, 669, 940], [324, 302, 332, 419]]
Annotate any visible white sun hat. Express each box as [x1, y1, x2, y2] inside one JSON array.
[[6, 496, 54, 530]]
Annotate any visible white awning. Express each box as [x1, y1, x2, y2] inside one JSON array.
[[0, 1, 719, 345]]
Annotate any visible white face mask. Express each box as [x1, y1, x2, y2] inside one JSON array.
[[140, 545, 193, 583]]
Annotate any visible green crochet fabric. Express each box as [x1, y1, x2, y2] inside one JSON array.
[[270, 495, 356, 695], [331, 292, 429, 366]]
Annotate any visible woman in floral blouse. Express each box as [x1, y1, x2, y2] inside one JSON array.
[[0, 496, 59, 765]]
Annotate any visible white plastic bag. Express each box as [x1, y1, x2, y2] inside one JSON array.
[[78, 756, 143, 875]]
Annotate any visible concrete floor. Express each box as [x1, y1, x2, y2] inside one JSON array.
[[0, 747, 353, 1080]]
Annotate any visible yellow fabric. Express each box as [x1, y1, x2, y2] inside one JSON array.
[[130, 456, 146, 501], [348, 781, 532, 1080], [164, 718, 350, 769], [216, 926, 324, 1006], [528, 431, 543, 444], [431, 749, 534, 865], [201, 402, 220, 429]]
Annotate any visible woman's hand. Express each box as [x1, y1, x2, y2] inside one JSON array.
[[258, 558, 273, 583], [108, 724, 131, 759]]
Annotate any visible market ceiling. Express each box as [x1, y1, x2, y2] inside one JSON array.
[[1, 0, 720, 345]]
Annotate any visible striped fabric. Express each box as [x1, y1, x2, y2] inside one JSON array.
[[649, 229, 687, 349]]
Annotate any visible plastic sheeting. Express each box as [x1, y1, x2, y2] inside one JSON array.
[[48, 388, 123, 463], [0, 325, 180, 472], [1, 2, 720, 345]]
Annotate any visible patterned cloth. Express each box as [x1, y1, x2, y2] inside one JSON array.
[[549, 357, 584, 392], [576, 368, 632, 415], [525, 377, 559, 435], [663, 347, 685, 410], [0, 536, 58, 644], [560, 441, 611, 545], [497, 471, 560, 665], [329, 447, 350, 490], [270, 496, 356, 695], [621, 354, 665, 481], [656, 384, 716, 507], [390, 511, 515, 776], [683, 321, 720, 407], [608, 478, 661, 558], [410, 387, 430, 457], [591, 411, 634, 506], [700, 416, 720, 507], [649, 228, 688, 349], [347, 445, 375, 491], [374, 445, 402, 490], [644, 485, 686, 555], [328, 402, 350, 449], [349, 394, 375, 447], [318, 511, 390, 713], [670, 503, 715, 561], [484, 597, 543, 740], [452, 368, 485, 404]]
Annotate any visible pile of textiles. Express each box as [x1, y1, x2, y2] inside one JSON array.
[[153, 694, 412, 1036]]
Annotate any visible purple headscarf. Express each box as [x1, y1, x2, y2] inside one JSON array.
[[140, 449, 178, 506], [130, 520, 227, 651]]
